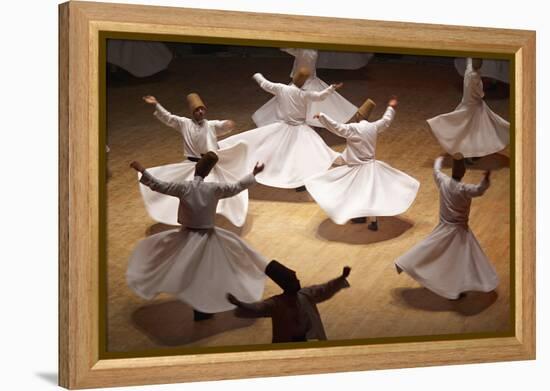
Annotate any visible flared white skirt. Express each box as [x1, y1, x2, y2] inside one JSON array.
[[454, 58, 509, 84], [219, 122, 339, 188], [251, 77, 357, 128], [305, 160, 420, 224], [107, 40, 173, 77], [138, 142, 250, 227], [427, 101, 509, 158], [126, 227, 268, 313], [395, 223, 499, 299]]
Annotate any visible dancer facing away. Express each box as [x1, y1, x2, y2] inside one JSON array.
[[227, 261, 351, 343], [219, 68, 342, 190], [427, 57, 509, 160], [127, 152, 268, 321], [394, 155, 499, 300], [305, 97, 419, 231], [252, 48, 357, 128], [139, 93, 250, 227]]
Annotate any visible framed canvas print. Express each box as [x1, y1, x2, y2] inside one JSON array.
[[59, 1, 536, 389]]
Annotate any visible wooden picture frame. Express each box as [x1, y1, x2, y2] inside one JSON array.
[[59, 1, 536, 389]]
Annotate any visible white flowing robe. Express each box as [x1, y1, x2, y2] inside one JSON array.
[[107, 40, 173, 77], [127, 171, 268, 313], [394, 157, 499, 299], [427, 58, 509, 158], [219, 73, 340, 189], [304, 107, 420, 224], [317, 51, 373, 70], [454, 58, 509, 84], [138, 103, 250, 227], [252, 48, 357, 128]]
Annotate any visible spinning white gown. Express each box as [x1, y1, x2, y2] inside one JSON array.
[[454, 58, 509, 84], [139, 103, 249, 227], [317, 51, 373, 70], [219, 73, 340, 189], [394, 157, 499, 299], [427, 58, 509, 158], [305, 107, 420, 224], [127, 171, 268, 313], [107, 40, 173, 77], [252, 48, 357, 128]]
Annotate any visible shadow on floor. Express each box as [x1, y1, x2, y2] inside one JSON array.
[[249, 184, 315, 203], [392, 287, 498, 316], [422, 153, 510, 171], [35, 372, 57, 385], [316, 216, 413, 245], [131, 300, 256, 346], [214, 214, 253, 236]]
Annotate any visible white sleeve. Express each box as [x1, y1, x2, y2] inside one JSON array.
[[433, 156, 446, 189], [371, 106, 395, 134], [318, 113, 356, 139], [304, 85, 335, 102], [140, 170, 187, 197], [462, 176, 490, 198], [214, 174, 256, 199], [466, 57, 473, 73], [209, 120, 234, 137], [253, 73, 283, 96], [153, 103, 185, 129]]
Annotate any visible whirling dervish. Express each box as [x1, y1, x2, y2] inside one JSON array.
[[138, 93, 250, 227], [394, 155, 499, 300], [305, 97, 419, 231], [127, 153, 269, 321], [219, 69, 341, 189], [251, 48, 358, 128], [427, 57, 509, 158]]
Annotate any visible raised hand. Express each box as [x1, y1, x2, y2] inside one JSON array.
[[342, 266, 351, 278], [142, 95, 158, 105], [252, 162, 265, 176], [388, 95, 398, 108], [226, 293, 239, 305], [130, 161, 146, 173]]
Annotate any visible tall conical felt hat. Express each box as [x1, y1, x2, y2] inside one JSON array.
[[292, 67, 311, 87], [187, 92, 206, 112], [265, 260, 296, 291], [195, 151, 219, 175], [451, 152, 466, 179], [472, 58, 483, 70], [356, 98, 376, 120], [452, 152, 465, 160]]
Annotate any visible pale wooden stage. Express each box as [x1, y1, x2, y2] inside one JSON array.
[[106, 54, 511, 353]]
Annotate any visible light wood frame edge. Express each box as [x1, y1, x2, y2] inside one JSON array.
[[58, 1, 536, 389]]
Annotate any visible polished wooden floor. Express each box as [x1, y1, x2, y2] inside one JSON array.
[[105, 54, 511, 353]]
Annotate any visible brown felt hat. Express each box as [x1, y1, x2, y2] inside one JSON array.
[[265, 260, 297, 291], [195, 151, 218, 176], [472, 58, 483, 70], [452, 153, 466, 179], [187, 93, 206, 113], [356, 98, 376, 120], [292, 67, 311, 88], [452, 152, 465, 160]]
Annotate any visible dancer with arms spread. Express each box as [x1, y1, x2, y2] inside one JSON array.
[[128, 152, 268, 321], [395, 155, 499, 300]]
